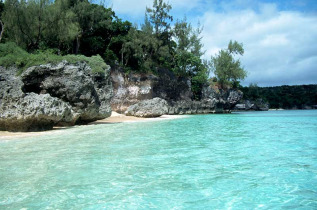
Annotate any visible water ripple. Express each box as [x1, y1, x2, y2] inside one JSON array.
[[0, 110, 316, 209]]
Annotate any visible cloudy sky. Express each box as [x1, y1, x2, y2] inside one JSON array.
[[106, 0, 317, 86]]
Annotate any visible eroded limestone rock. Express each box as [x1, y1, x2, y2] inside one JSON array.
[[0, 61, 112, 131], [126, 97, 169, 117]]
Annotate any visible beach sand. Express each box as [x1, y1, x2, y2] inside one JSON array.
[[0, 112, 186, 140], [89, 112, 185, 124]]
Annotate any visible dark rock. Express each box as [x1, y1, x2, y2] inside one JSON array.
[[153, 68, 192, 101]]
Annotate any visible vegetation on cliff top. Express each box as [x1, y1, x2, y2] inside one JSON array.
[[211, 40, 247, 89], [0, 42, 108, 74], [0, 0, 247, 99]]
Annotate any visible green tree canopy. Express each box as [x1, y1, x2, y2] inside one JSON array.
[[3, 0, 51, 50], [173, 18, 204, 57], [211, 40, 247, 88], [2, 0, 80, 52], [146, 0, 173, 36]]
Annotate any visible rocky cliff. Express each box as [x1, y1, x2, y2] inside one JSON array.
[[111, 67, 243, 117], [0, 63, 243, 131], [0, 61, 112, 131]]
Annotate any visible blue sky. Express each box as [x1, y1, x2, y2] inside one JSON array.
[[105, 0, 317, 86]]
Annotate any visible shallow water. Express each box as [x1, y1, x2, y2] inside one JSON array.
[[0, 110, 316, 209]]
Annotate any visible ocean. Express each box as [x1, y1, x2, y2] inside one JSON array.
[[0, 110, 316, 209]]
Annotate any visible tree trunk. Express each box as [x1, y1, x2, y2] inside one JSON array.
[[73, 35, 80, 54], [0, 20, 4, 42], [121, 46, 124, 65]]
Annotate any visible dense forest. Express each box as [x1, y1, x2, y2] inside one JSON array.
[[241, 84, 317, 109], [0, 0, 247, 100]]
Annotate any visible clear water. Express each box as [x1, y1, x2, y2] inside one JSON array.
[[0, 110, 316, 209]]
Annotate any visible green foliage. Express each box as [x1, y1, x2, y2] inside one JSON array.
[[63, 54, 109, 74], [241, 84, 317, 109], [72, 2, 114, 55], [0, 0, 3, 14], [122, 27, 161, 72], [2, 0, 127, 57], [191, 67, 209, 100], [0, 42, 28, 67], [2, 0, 79, 51], [3, 0, 48, 50], [172, 51, 209, 99], [171, 17, 208, 99], [0, 42, 108, 74], [45, 0, 79, 52], [146, 0, 173, 35], [104, 18, 132, 65], [174, 18, 204, 57], [211, 40, 247, 88], [173, 51, 201, 76], [228, 40, 244, 55]]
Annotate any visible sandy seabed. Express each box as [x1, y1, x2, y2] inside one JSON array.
[[0, 112, 186, 140]]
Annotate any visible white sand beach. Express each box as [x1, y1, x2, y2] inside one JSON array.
[[0, 112, 186, 140]]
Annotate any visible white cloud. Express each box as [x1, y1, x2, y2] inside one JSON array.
[[260, 34, 289, 47], [200, 5, 317, 86]]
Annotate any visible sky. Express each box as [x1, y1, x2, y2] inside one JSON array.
[[105, 0, 317, 86]]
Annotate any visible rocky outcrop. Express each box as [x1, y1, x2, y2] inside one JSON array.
[[0, 61, 112, 131], [126, 97, 169, 117], [0, 93, 76, 132], [111, 69, 158, 113], [111, 67, 243, 117], [234, 99, 269, 111], [202, 86, 243, 110]]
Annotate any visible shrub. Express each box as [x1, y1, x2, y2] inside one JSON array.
[[0, 42, 109, 75]]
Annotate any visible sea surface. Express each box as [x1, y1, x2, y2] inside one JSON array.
[[0, 110, 316, 209]]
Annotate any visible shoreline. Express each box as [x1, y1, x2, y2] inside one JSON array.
[[89, 111, 185, 124], [0, 112, 186, 140]]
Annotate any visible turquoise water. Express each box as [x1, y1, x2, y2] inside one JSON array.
[[0, 110, 316, 209]]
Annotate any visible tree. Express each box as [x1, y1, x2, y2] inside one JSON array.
[[71, 1, 114, 55], [172, 17, 207, 76], [44, 0, 79, 53], [146, 0, 172, 36], [172, 17, 208, 99], [3, 0, 79, 52], [173, 17, 204, 57], [121, 0, 175, 72], [3, 0, 51, 50], [211, 40, 247, 89], [144, 0, 174, 68], [122, 27, 161, 72], [104, 18, 131, 65]]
